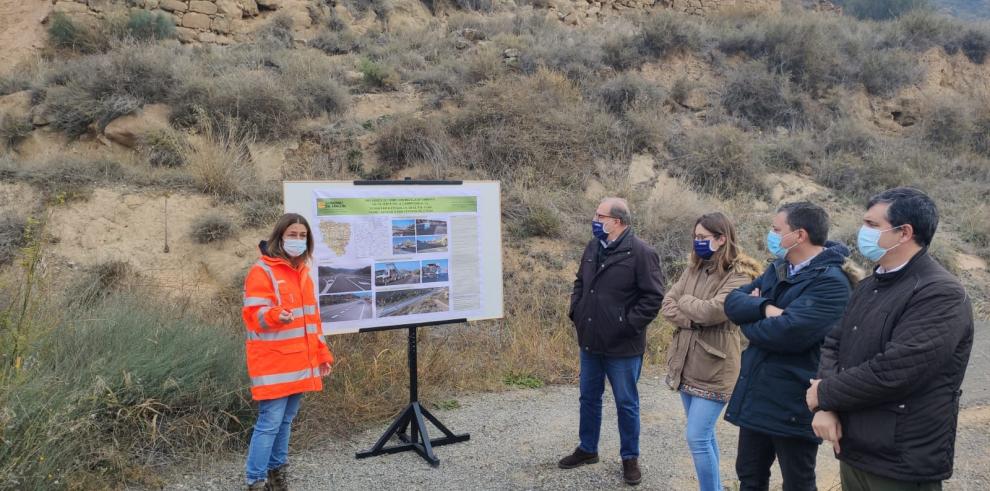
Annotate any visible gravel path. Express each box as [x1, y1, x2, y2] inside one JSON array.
[[160, 322, 990, 491]]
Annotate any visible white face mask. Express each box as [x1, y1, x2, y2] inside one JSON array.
[[284, 239, 307, 257]]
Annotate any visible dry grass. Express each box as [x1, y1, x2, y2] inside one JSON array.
[[183, 118, 258, 201]]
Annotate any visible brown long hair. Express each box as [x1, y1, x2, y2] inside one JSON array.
[[267, 213, 314, 263], [690, 212, 740, 272]]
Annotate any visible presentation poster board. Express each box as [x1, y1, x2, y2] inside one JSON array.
[[284, 181, 504, 335]]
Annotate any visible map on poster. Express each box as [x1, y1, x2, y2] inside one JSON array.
[[284, 181, 504, 334]]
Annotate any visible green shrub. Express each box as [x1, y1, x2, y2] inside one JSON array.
[[190, 213, 237, 243], [447, 71, 619, 188], [721, 62, 807, 130], [171, 71, 295, 140], [842, 0, 932, 21], [454, 0, 495, 12], [960, 204, 990, 257], [66, 260, 133, 307], [0, 74, 32, 97], [503, 372, 544, 389], [375, 115, 454, 175], [664, 125, 767, 199], [596, 73, 665, 115], [358, 58, 401, 91], [885, 10, 957, 52], [972, 115, 990, 157], [0, 156, 126, 201], [957, 28, 990, 64], [504, 191, 564, 239], [47, 12, 107, 53], [242, 198, 283, 229], [0, 115, 32, 149], [923, 100, 973, 152], [813, 152, 916, 199], [0, 212, 28, 265], [309, 29, 364, 55], [140, 129, 187, 168], [859, 49, 922, 96], [44, 46, 178, 137], [125, 10, 176, 41], [759, 134, 822, 173], [717, 14, 851, 93], [511, 17, 608, 81], [184, 118, 258, 200], [257, 14, 295, 50], [824, 120, 877, 157], [639, 11, 707, 59], [0, 294, 251, 489]]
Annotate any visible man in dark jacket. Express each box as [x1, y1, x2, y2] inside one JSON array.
[[559, 197, 664, 486], [807, 187, 974, 491], [723, 202, 853, 491]]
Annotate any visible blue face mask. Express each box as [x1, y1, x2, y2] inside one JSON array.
[[284, 238, 308, 257], [694, 239, 715, 260], [592, 220, 609, 241], [766, 230, 797, 259], [857, 225, 902, 262]]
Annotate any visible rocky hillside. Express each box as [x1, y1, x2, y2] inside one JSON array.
[[1, 0, 990, 487]]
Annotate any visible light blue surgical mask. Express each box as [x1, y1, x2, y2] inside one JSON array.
[[284, 239, 308, 257], [857, 225, 902, 262], [767, 229, 797, 259]]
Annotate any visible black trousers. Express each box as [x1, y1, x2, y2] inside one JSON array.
[[736, 426, 819, 491]]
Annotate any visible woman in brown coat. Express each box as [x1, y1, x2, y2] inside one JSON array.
[[661, 212, 762, 491]]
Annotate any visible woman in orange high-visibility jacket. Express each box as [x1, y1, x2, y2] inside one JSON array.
[[242, 213, 333, 491]]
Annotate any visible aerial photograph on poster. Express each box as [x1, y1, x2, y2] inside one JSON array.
[[392, 236, 417, 255], [375, 287, 450, 318], [420, 259, 449, 283], [416, 235, 448, 253], [317, 264, 372, 294], [391, 219, 416, 237], [416, 219, 448, 236], [319, 292, 373, 321], [374, 261, 421, 287]]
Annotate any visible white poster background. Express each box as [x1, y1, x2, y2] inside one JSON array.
[[284, 182, 504, 334]]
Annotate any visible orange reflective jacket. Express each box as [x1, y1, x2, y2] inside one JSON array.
[[242, 254, 333, 401]]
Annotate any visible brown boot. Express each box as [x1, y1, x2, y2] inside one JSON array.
[[622, 458, 641, 486], [558, 447, 599, 469], [267, 465, 288, 491], [246, 479, 267, 491]]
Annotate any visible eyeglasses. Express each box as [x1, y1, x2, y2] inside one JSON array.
[[595, 213, 617, 221], [693, 234, 717, 241]]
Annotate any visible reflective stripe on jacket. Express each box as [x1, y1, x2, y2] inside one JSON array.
[[242, 255, 333, 401]]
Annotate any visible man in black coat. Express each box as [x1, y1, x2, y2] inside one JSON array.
[[559, 197, 664, 486], [807, 187, 974, 491]]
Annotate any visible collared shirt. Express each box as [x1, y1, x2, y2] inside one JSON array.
[[876, 260, 910, 274], [787, 252, 821, 277]]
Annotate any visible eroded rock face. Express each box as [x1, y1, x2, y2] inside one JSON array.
[[34, 0, 783, 48], [102, 104, 172, 149]]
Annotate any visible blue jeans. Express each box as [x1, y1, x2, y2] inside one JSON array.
[[245, 393, 303, 484], [680, 392, 727, 491], [578, 350, 643, 460]]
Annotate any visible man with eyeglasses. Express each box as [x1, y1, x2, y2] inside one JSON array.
[[559, 197, 665, 486]]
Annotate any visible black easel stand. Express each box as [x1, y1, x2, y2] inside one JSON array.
[[355, 320, 471, 467]]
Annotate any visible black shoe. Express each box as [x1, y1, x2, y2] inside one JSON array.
[[622, 458, 642, 486], [267, 465, 288, 491], [558, 447, 599, 469]]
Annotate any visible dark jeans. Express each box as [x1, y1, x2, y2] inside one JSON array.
[[578, 350, 643, 460], [840, 462, 942, 491], [736, 426, 818, 491]]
